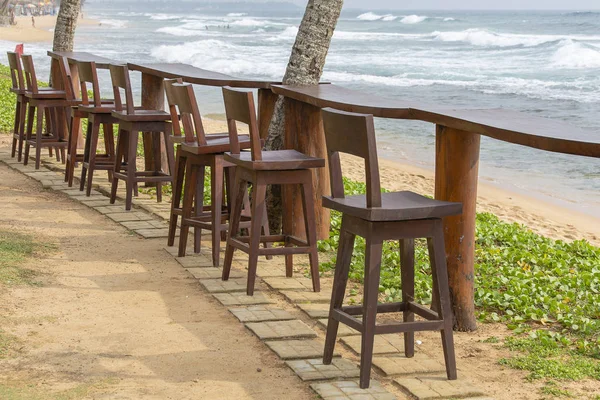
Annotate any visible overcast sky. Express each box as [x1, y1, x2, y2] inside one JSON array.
[[306, 0, 599, 10]]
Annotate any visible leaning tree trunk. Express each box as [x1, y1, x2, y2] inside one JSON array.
[[264, 0, 344, 233], [0, 0, 10, 25], [52, 0, 81, 52]]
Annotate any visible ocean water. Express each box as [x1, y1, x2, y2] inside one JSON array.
[[3, 1, 599, 217]]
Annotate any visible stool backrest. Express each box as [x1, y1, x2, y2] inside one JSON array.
[[20, 54, 40, 94], [164, 78, 184, 138], [222, 86, 262, 160], [6, 51, 25, 91], [56, 56, 76, 101], [321, 108, 382, 208], [170, 83, 208, 146], [77, 60, 102, 107], [109, 64, 135, 114]]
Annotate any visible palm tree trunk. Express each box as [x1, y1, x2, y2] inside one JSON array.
[[52, 0, 81, 52], [264, 0, 343, 232]]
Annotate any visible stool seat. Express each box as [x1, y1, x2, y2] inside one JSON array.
[[323, 191, 462, 221], [111, 109, 170, 122], [25, 88, 67, 99], [10, 87, 26, 95], [224, 149, 325, 171], [171, 132, 230, 144], [181, 134, 251, 155]]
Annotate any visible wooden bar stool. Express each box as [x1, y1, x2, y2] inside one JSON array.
[[7, 52, 28, 162], [108, 64, 174, 211], [169, 83, 262, 266], [220, 87, 324, 295], [165, 79, 230, 254], [319, 108, 461, 388], [21, 55, 74, 169], [71, 61, 118, 195]]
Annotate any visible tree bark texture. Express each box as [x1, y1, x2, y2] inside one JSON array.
[[52, 0, 81, 52], [265, 0, 344, 233]]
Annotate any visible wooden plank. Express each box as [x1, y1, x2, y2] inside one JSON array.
[[140, 73, 168, 180], [434, 125, 480, 332], [47, 51, 117, 69], [283, 98, 330, 241], [128, 62, 279, 89], [257, 88, 278, 140]]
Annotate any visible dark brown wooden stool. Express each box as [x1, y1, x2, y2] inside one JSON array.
[[165, 79, 230, 254], [319, 108, 461, 388], [168, 83, 263, 267], [220, 87, 324, 295], [22, 55, 74, 169], [7, 52, 28, 162], [108, 64, 174, 210], [74, 61, 118, 195]]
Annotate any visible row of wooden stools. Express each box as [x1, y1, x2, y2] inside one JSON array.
[[6, 51, 460, 389], [7, 51, 173, 210]]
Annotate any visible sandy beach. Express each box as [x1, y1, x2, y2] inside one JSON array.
[[0, 15, 99, 43]]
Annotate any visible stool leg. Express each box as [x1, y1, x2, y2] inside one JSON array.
[[125, 130, 138, 211], [193, 166, 205, 254], [323, 219, 355, 364], [17, 100, 27, 162], [11, 100, 20, 158], [178, 159, 196, 257], [23, 105, 35, 165], [103, 123, 115, 182], [211, 157, 224, 267], [428, 221, 457, 380], [283, 185, 294, 277], [34, 105, 45, 169], [151, 131, 162, 203], [66, 112, 81, 185], [80, 119, 93, 191], [168, 146, 185, 247], [222, 168, 247, 281], [110, 128, 127, 205], [246, 177, 266, 296], [400, 238, 415, 358], [300, 176, 320, 292], [85, 118, 102, 196], [360, 235, 383, 389]]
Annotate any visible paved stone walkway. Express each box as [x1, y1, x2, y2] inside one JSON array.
[[0, 148, 493, 400]]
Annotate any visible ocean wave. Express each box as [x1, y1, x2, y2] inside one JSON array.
[[551, 40, 600, 68], [156, 26, 204, 37], [149, 13, 182, 20], [356, 12, 397, 21], [98, 19, 128, 29], [443, 17, 455, 22], [400, 15, 428, 24], [227, 13, 247, 17], [432, 29, 562, 47], [150, 39, 286, 78], [266, 26, 298, 41]]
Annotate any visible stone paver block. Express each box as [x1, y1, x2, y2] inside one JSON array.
[[341, 334, 405, 356], [265, 339, 339, 360], [120, 221, 156, 230], [373, 354, 445, 377], [317, 319, 360, 337], [199, 278, 249, 293], [107, 212, 154, 222], [176, 256, 214, 268], [254, 264, 287, 277], [281, 290, 332, 304], [311, 380, 396, 400], [187, 267, 243, 280], [245, 320, 317, 340], [263, 276, 315, 291], [78, 199, 121, 207], [286, 358, 360, 381], [213, 292, 275, 306], [229, 306, 295, 323], [394, 376, 486, 400], [297, 303, 330, 319], [95, 205, 133, 214], [65, 188, 103, 197], [135, 228, 171, 238]]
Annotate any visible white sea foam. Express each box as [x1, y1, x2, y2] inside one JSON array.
[[267, 26, 298, 41], [382, 15, 398, 21], [227, 13, 247, 17], [443, 17, 455, 22], [98, 19, 128, 29], [156, 26, 204, 37], [149, 13, 182, 20], [551, 40, 600, 68], [356, 12, 397, 21], [400, 15, 428, 24], [432, 29, 561, 47]]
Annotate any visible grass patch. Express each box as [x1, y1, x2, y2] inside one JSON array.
[[0, 64, 16, 134], [0, 378, 118, 400], [0, 230, 53, 286]]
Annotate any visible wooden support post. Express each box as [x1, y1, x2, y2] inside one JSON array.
[[283, 98, 330, 241], [257, 88, 278, 140], [141, 72, 168, 179], [434, 125, 480, 332]]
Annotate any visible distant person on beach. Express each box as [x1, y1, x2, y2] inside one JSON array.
[[31, 16, 35, 28]]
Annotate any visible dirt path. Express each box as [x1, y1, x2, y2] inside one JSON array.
[[0, 164, 315, 400]]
